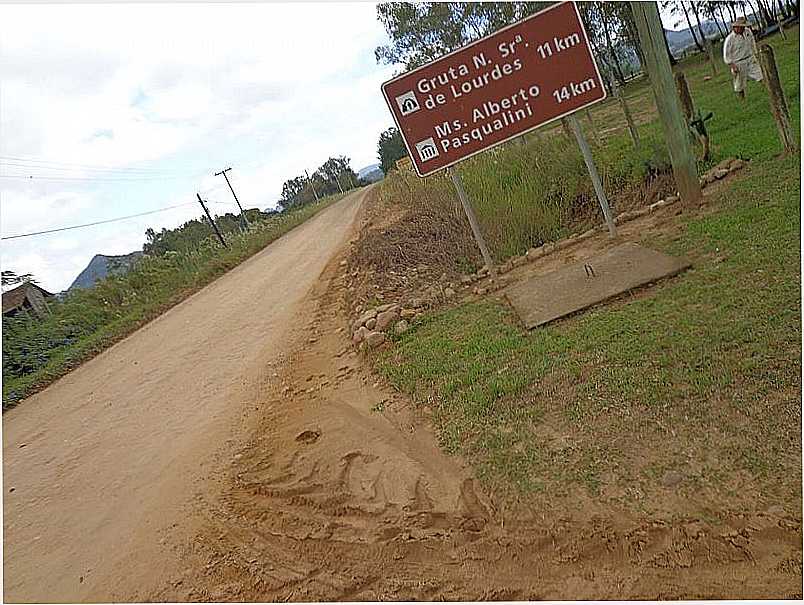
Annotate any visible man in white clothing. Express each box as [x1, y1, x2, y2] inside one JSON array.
[[723, 16, 763, 99]]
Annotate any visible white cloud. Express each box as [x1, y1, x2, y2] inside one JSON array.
[[0, 2, 397, 292]]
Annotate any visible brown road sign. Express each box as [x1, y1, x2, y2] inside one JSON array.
[[381, 1, 606, 177]]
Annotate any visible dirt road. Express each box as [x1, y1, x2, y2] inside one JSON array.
[[2, 189, 367, 602], [4, 184, 801, 602]]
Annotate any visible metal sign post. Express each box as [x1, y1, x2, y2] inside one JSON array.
[[447, 167, 497, 277], [567, 115, 616, 237]]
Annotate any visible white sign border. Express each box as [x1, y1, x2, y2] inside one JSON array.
[[380, 1, 609, 178]]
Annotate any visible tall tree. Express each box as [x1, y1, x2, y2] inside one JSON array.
[[375, 2, 550, 71], [377, 127, 407, 175]]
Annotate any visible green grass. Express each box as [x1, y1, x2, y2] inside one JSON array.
[[2, 193, 347, 408], [376, 30, 801, 514], [380, 28, 800, 266]]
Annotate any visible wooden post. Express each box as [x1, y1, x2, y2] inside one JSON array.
[[197, 193, 227, 248], [675, 72, 711, 161], [705, 37, 718, 75], [675, 72, 695, 123], [447, 167, 497, 277], [567, 115, 617, 238], [613, 79, 640, 148], [758, 44, 796, 153], [631, 1, 702, 207]]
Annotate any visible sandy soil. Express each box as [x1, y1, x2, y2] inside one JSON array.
[[3, 181, 801, 602], [2, 189, 366, 602]]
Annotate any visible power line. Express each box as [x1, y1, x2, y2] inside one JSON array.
[[1, 202, 197, 241]]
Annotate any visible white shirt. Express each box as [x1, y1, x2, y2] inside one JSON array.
[[723, 29, 757, 64]]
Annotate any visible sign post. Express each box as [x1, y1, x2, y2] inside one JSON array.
[[381, 1, 615, 261], [567, 116, 616, 237], [447, 167, 497, 276]]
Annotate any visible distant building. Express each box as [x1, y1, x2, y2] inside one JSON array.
[[2, 282, 54, 318]]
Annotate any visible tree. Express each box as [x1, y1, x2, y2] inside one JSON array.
[[377, 127, 407, 174], [375, 2, 550, 71]]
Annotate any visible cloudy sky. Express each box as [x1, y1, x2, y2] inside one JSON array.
[[1, 2, 397, 292], [1, 2, 690, 294]]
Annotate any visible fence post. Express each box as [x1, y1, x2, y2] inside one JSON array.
[[631, 1, 702, 207], [613, 79, 640, 148], [758, 44, 796, 153]]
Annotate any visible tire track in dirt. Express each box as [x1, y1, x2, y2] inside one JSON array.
[[148, 225, 802, 601]]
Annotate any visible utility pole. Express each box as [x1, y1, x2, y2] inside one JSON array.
[[333, 172, 344, 194], [197, 193, 227, 248], [631, 1, 702, 207], [214, 167, 250, 230], [305, 170, 319, 201]]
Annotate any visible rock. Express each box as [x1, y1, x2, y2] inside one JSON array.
[[615, 211, 638, 225], [729, 158, 746, 171], [409, 298, 426, 308], [365, 318, 377, 330], [460, 275, 474, 285], [498, 261, 512, 274], [713, 168, 729, 180], [476, 287, 488, 295], [394, 320, 410, 335], [339, 260, 347, 267], [444, 287, 456, 298], [542, 242, 555, 255], [511, 255, 527, 268], [375, 303, 397, 313], [365, 331, 386, 348], [353, 309, 378, 331], [526, 247, 542, 261], [376, 309, 399, 331], [352, 326, 369, 345], [714, 158, 733, 172], [478, 266, 490, 277], [400, 308, 416, 319]]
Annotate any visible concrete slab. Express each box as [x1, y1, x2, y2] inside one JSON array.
[[504, 242, 691, 328]]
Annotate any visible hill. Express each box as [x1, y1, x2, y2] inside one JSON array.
[[68, 252, 143, 291]]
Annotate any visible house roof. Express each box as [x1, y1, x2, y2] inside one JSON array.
[[2, 282, 54, 314]]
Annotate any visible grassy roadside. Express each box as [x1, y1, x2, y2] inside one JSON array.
[[373, 31, 801, 516], [3, 192, 349, 409], [378, 155, 800, 515]]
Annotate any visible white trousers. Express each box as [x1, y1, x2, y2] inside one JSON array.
[[732, 57, 763, 92]]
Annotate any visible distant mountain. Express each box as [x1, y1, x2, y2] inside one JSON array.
[[357, 163, 384, 183], [69, 251, 143, 291], [664, 16, 737, 55]]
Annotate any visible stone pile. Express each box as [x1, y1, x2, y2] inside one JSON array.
[[351, 301, 427, 349]]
